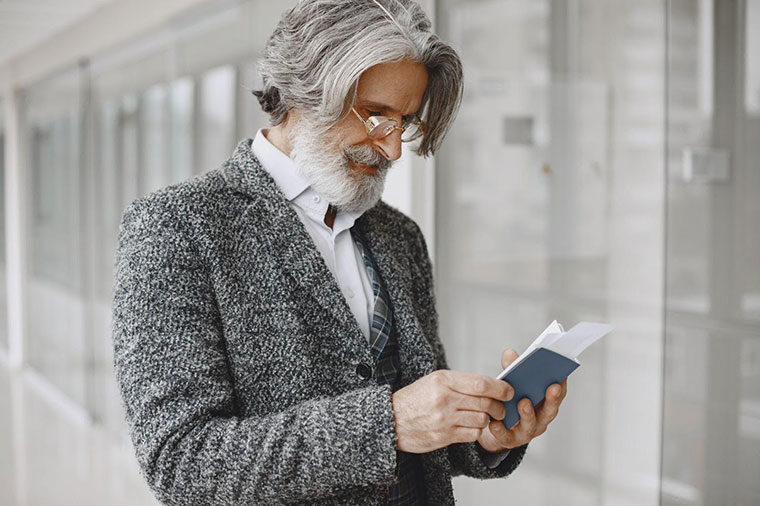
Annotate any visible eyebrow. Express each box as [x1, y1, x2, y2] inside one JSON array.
[[359, 100, 416, 117]]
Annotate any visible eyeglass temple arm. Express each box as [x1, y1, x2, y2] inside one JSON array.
[[351, 107, 369, 128]]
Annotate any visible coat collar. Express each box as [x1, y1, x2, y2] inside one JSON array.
[[221, 138, 434, 379]]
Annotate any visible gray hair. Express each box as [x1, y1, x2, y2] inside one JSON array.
[[252, 0, 463, 157]]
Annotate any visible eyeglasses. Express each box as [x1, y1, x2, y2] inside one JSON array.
[[350, 106, 426, 143]]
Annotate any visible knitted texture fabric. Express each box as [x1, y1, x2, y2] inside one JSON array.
[[111, 138, 527, 505]]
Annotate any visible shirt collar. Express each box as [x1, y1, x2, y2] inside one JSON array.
[[252, 128, 310, 202], [251, 128, 365, 227]]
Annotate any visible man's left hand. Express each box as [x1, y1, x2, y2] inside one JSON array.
[[476, 349, 568, 453]]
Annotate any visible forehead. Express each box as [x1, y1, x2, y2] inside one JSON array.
[[355, 59, 429, 115]]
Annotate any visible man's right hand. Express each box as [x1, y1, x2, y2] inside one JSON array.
[[391, 370, 514, 453]]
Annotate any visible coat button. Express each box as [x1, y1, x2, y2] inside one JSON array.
[[356, 363, 373, 380]]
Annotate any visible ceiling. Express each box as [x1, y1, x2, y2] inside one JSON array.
[[0, 0, 113, 66]]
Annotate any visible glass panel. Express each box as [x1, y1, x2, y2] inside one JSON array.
[[662, 0, 760, 505], [0, 367, 15, 504], [169, 77, 195, 184], [91, 93, 123, 429], [0, 97, 7, 352], [19, 379, 158, 505], [119, 93, 140, 210], [23, 66, 87, 406], [199, 64, 236, 173], [141, 84, 170, 195], [660, 325, 709, 503], [745, 0, 760, 114], [741, 0, 760, 321], [94, 98, 120, 301], [665, 0, 713, 315], [436, 0, 665, 504]]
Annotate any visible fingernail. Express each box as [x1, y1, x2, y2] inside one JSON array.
[[506, 389, 514, 401]]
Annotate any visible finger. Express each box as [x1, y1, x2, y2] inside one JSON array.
[[454, 410, 491, 429], [559, 378, 568, 401], [534, 385, 562, 434], [512, 398, 537, 441], [444, 371, 514, 402], [500, 348, 519, 369], [452, 426, 482, 444], [547, 383, 563, 402], [486, 419, 516, 448], [451, 392, 506, 420]]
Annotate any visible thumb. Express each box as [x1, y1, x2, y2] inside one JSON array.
[[501, 348, 519, 369], [482, 420, 511, 451], [489, 419, 508, 438]]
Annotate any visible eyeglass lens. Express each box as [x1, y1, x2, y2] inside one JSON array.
[[368, 119, 421, 141]]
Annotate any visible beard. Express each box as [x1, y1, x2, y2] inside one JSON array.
[[288, 115, 393, 214]]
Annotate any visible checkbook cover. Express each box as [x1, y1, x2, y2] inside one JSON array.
[[500, 347, 580, 429]]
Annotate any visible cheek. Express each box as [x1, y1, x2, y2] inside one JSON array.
[[341, 132, 369, 150], [328, 119, 369, 149]]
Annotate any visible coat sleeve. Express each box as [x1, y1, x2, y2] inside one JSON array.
[[112, 197, 398, 505], [404, 219, 528, 479]]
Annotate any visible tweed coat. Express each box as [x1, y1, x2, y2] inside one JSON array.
[[111, 138, 527, 505]]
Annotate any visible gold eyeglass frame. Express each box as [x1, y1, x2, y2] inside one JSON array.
[[350, 106, 426, 142]]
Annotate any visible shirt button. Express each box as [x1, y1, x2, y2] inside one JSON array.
[[312, 195, 321, 204], [346, 287, 355, 299], [356, 363, 373, 380]]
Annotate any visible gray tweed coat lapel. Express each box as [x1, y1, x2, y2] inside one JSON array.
[[220, 139, 436, 380], [221, 139, 371, 363]]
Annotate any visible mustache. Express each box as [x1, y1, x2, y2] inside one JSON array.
[[343, 145, 393, 173]]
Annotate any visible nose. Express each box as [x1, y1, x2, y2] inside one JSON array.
[[372, 130, 403, 162]]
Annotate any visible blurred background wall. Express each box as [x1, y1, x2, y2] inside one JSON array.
[[0, 0, 757, 504]]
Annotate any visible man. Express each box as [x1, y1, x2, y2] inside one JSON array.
[[112, 1, 567, 504]]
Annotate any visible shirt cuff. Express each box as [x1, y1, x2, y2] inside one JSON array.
[[480, 448, 512, 469]]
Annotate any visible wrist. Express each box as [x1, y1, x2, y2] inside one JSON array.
[[390, 390, 409, 451]]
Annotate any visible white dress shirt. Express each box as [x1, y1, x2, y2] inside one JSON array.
[[252, 128, 376, 343]]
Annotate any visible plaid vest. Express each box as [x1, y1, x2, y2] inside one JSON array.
[[353, 229, 427, 506]]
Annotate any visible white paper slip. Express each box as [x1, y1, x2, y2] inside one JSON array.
[[545, 322, 615, 359], [496, 320, 614, 380]]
